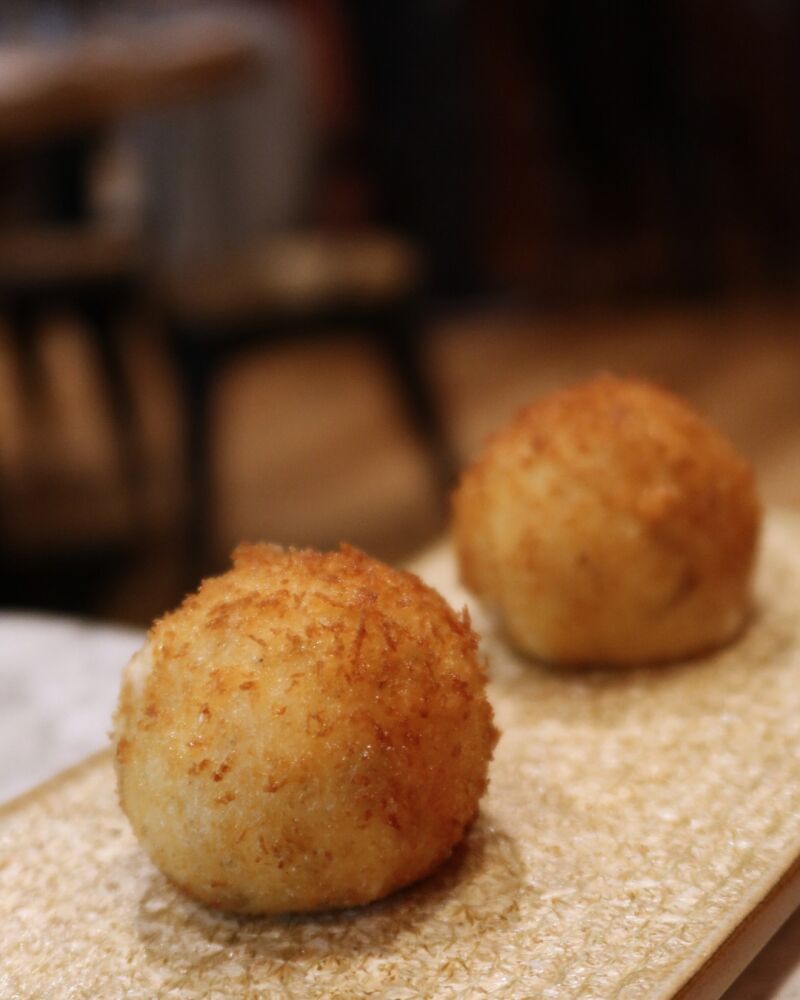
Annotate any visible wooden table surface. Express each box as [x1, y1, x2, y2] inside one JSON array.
[[0, 12, 262, 142]]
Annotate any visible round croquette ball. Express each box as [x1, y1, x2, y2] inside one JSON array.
[[452, 374, 761, 667], [113, 543, 497, 914]]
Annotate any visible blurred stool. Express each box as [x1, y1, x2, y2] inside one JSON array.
[[161, 229, 453, 579], [0, 226, 145, 536]]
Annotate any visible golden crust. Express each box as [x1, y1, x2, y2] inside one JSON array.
[[113, 543, 497, 914], [452, 373, 761, 666]]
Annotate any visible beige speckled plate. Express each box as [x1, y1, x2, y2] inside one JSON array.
[[4, 511, 800, 1000]]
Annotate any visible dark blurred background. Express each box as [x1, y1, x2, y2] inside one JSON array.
[[2, 0, 800, 625]]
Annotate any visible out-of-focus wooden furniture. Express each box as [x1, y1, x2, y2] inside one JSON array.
[[0, 13, 265, 572], [162, 229, 451, 577], [0, 19, 261, 144], [0, 15, 262, 224], [0, 226, 144, 544]]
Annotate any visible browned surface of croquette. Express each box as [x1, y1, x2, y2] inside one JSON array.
[[453, 374, 761, 665], [114, 544, 497, 913]]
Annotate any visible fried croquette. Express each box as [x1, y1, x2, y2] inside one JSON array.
[[452, 374, 761, 667], [113, 544, 497, 914]]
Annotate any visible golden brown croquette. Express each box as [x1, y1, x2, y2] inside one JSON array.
[[113, 543, 497, 914], [452, 374, 761, 667]]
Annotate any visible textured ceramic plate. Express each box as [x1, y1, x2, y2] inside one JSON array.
[[3, 511, 800, 999]]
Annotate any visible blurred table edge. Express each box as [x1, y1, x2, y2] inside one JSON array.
[[0, 14, 265, 143]]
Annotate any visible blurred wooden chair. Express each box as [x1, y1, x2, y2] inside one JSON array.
[[161, 228, 453, 578], [0, 226, 145, 540]]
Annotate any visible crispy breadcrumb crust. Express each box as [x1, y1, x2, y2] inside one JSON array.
[[113, 544, 497, 914], [453, 373, 761, 666]]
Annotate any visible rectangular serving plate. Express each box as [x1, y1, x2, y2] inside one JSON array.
[[3, 511, 800, 999]]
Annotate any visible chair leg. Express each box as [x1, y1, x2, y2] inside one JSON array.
[[83, 298, 145, 532], [168, 332, 217, 586], [2, 299, 43, 556], [7, 299, 43, 408], [374, 309, 457, 514], [6, 298, 50, 503]]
